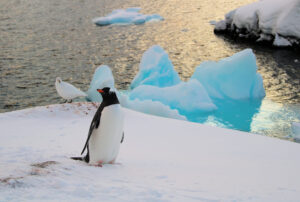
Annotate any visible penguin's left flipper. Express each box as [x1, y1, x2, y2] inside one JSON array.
[[121, 132, 124, 143]]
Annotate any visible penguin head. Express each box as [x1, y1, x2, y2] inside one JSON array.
[[97, 87, 115, 99]]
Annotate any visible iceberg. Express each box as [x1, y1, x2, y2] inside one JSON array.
[[86, 46, 265, 131], [86, 65, 115, 102], [93, 8, 164, 26], [119, 93, 187, 121], [214, 0, 300, 48], [129, 80, 217, 114], [191, 49, 265, 100], [130, 45, 181, 89]]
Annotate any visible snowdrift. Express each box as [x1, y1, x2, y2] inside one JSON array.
[[214, 0, 300, 47], [1, 103, 300, 201]]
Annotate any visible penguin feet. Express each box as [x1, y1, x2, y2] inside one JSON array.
[[95, 160, 103, 167], [108, 159, 115, 164]]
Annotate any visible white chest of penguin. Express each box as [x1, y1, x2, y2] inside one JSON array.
[[88, 104, 124, 165]]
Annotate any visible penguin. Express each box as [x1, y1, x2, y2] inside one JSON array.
[[55, 77, 87, 103], [72, 87, 125, 166]]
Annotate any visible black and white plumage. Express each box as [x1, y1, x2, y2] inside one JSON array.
[[72, 87, 124, 166]]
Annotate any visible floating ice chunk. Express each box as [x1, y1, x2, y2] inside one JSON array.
[[292, 122, 300, 139], [131, 45, 181, 89], [93, 8, 164, 26], [129, 79, 217, 114], [119, 93, 187, 121], [87, 65, 115, 102], [191, 49, 265, 100]]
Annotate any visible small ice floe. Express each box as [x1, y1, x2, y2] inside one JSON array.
[[55, 77, 87, 103], [214, 0, 300, 48], [92, 7, 164, 26]]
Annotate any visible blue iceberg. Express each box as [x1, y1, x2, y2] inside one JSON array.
[[86, 46, 266, 132], [93, 8, 164, 26], [130, 80, 217, 115], [86, 65, 115, 102], [131, 45, 181, 89], [191, 49, 265, 100]]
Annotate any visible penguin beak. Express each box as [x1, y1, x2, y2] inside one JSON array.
[[97, 89, 104, 93]]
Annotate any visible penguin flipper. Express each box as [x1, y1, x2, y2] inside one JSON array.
[[121, 132, 124, 143], [81, 102, 104, 155], [81, 112, 102, 155]]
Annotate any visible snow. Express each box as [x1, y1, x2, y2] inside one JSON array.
[[214, 0, 300, 47], [130, 45, 181, 89], [1, 103, 300, 201], [93, 8, 163, 26], [191, 49, 265, 100]]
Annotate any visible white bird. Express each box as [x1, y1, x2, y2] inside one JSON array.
[[55, 77, 87, 103]]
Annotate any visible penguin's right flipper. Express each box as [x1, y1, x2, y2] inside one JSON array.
[[121, 132, 124, 143]]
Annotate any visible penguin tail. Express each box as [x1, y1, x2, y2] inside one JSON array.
[[70, 155, 89, 163], [70, 156, 84, 161]]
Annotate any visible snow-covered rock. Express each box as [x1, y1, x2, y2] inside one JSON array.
[[130, 45, 181, 89], [1, 103, 300, 201], [214, 0, 300, 47], [191, 49, 265, 100], [93, 8, 163, 26]]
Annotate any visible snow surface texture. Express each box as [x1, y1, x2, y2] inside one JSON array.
[[214, 0, 300, 47], [1, 103, 300, 201], [93, 7, 163, 26]]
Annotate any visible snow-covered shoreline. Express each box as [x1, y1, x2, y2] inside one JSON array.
[[1, 103, 300, 201], [214, 0, 300, 48]]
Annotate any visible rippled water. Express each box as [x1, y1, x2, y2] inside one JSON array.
[[1, 0, 299, 138]]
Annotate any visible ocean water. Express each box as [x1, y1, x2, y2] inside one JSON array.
[[0, 0, 299, 139]]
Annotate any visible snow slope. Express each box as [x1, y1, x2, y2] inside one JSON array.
[[1, 103, 300, 201], [214, 0, 300, 47]]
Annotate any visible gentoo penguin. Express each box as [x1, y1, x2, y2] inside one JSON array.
[[55, 77, 87, 103], [72, 87, 125, 166]]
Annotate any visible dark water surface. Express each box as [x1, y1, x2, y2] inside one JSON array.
[[1, 0, 299, 138]]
